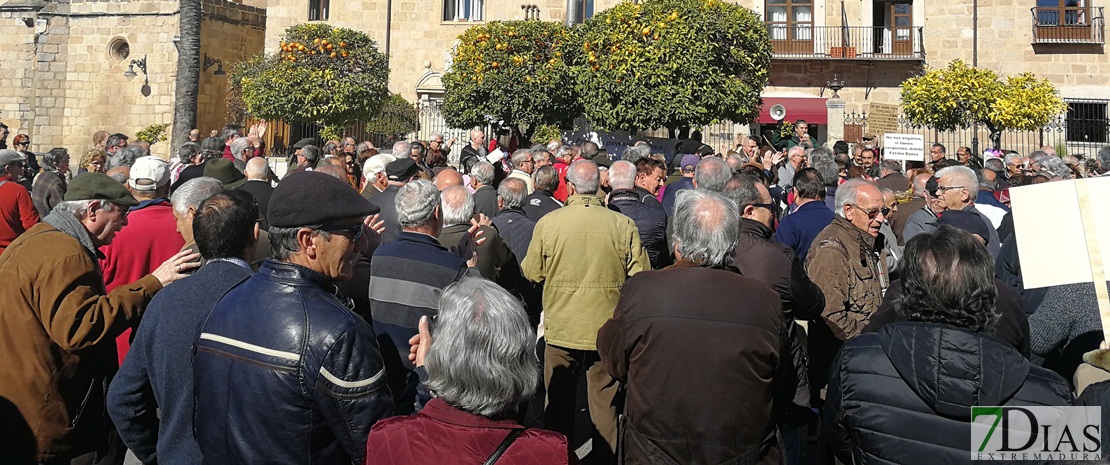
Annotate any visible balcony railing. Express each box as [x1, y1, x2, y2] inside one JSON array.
[[1031, 6, 1105, 44], [764, 25, 925, 60]]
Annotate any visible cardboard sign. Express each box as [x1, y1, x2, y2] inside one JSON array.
[[562, 130, 682, 160], [1011, 177, 1110, 342], [868, 103, 900, 137], [881, 133, 925, 161]]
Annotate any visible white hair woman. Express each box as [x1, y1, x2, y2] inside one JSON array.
[[365, 278, 574, 465]]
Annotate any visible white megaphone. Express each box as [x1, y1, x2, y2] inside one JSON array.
[[769, 104, 787, 121]]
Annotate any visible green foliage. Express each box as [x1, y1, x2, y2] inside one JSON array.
[[777, 120, 795, 139], [365, 93, 419, 136], [531, 124, 564, 144], [567, 0, 772, 132], [135, 123, 170, 145], [901, 60, 1066, 137], [233, 24, 390, 136], [442, 21, 580, 135]]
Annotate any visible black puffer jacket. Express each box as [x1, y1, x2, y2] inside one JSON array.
[[608, 187, 670, 269], [824, 322, 1072, 465]]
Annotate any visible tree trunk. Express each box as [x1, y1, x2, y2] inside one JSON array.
[[171, 0, 202, 159]]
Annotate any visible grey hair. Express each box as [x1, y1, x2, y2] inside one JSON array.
[[497, 177, 527, 209], [392, 141, 412, 159], [531, 149, 552, 166], [301, 145, 321, 164], [672, 189, 739, 268], [424, 277, 539, 417], [1097, 146, 1110, 171], [362, 153, 396, 179], [229, 138, 251, 161], [694, 157, 730, 192], [269, 224, 327, 261], [813, 160, 839, 187], [244, 157, 269, 180], [879, 159, 902, 174], [984, 157, 1005, 174], [1028, 150, 1049, 165], [722, 174, 763, 213], [42, 148, 70, 172], [396, 178, 440, 229], [1037, 156, 1074, 180], [554, 145, 575, 162], [977, 169, 998, 191], [532, 165, 559, 192], [545, 140, 561, 153], [52, 199, 117, 220], [608, 160, 636, 190], [725, 154, 746, 173], [471, 161, 495, 185], [936, 165, 979, 192], [834, 178, 876, 217], [510, 149, 532, 168], [566, 160, 600, 195], [621, 144, 650, 163], [171, 177, 224, 216], [179, 142, 200, 163], [108, 145, 143, 170], [441, 185, 475, 226], [810, 146, 835, 166], [1003, 153, 1024, 167]]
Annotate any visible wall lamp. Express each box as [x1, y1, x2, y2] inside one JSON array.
[[123, 55, 151, 96], [203, 53, 226, 75]]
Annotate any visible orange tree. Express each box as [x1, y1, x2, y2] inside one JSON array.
[[233, 24, 390, 140], [568, 0, 772, 133], [441, 20, 580, 140]]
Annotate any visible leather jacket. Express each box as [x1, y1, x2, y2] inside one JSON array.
[[193, 259, 394, 464]]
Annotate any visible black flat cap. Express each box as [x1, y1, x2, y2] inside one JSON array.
[[386, 158, 420, 181], [293, 137, 316, 149], [268, 171, 379, 228], [65, 172, 139, 207]]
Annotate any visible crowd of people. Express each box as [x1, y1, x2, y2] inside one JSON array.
[[0, 120, 1109, 465]]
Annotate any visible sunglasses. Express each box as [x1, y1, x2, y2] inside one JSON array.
[[323, 223, 364, 241], [750, 202, 775, 211], [849, 204, 890, 220]]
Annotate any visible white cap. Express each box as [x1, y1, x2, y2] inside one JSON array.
[[128, 156, 169, 191]]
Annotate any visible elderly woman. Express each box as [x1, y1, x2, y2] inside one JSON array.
[[79, 147, 107, 174], [366, 278, 574, 465], [31, 147, 70, 217]]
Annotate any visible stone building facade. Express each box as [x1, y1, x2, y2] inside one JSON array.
[[0, 0, 265, 159]]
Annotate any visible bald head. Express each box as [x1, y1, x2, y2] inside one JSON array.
[[323, 157, 345, 169], [245, 157, 269, 180], [315, 163, 348, 181], [912, 172, 931, 197], [440, 185, 474, 225], [566, 160, 600, 195], [434, 168, 464, 191]]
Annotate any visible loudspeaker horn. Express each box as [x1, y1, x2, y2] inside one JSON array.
[[769, 104, 787, 121]]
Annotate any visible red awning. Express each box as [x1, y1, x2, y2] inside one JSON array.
[[758, 97, 829, 125]]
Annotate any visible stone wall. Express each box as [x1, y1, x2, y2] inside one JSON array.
[[198, 0, 266, 137]]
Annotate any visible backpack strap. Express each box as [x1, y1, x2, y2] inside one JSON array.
[[483, 429, 525, 465]]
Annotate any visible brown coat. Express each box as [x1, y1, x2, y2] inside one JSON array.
[[0, 222, 161, 463], [804, 216, 889, 400]]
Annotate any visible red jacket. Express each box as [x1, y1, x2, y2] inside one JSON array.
[[366, 398, 575, 465], [0, 179, 39, 255], [99, 199, 185, 365], [552, 159, 570, 202]]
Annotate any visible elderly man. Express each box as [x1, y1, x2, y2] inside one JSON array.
[[550, 145, 577, 201], [524, 165, 562, 221], [284, 144, 322, 179], [929, 143, 947, 166], [0, 173, 197, 464], [432, 167, 464, 191], [194, 172, 390, 464], [369, 179, 480, 413], [506, 149, 537, 194], [522, 160, 649, 462], [490, 178, 543, 326], [974, 168, 1010, 229], [694, 156, 731, 192], [100, 156, 185, 363], [661, 154, 699, 215], [934, 165, 1000, 259], [361, 153, 396, 199], [901, 175, 946, 244], [1003, 152, 1025, 180], [0, 150, 38, 255], [470, 161, 499, 218], [239, 156, 275, 228], [777, 146, 807, 189], [805, 178, 890, 403], [108, 190, 259, 465], [874, 159, 910, 193], [172, 177, 226, 270], [106, 133, 129, 155], [608, 159, 669, 269], [774, 168, 833, 263], [439, 185, 511, 280], [599, 188, 789, 464], [775, 119, 814, 150], [368, 158, 422, 243], [459, 128, 487, 173]]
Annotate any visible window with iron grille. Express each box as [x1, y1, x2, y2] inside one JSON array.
[[1066, 101, 1109, 143], [309, 0, 329, 21]]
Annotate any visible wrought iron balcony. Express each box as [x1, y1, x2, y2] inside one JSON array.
[[1031, 6, 1105, 44], [764, 25, 925, 60]]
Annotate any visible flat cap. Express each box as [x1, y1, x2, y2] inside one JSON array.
[[65, 172, 139, 207], [268, 171, 379, 227], [386, 158, 420, 181], [293, 137, 316, 149], [0, 149, 26, 167]]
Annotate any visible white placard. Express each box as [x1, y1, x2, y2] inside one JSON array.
[[881, 133, 926, 162], [1010, 177, 1110, 289]]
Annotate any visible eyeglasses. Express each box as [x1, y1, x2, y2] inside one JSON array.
[[848, 204, 890, 220], [323, 223, 364, 242], [934, 185, 965, 194], [750, 202, 775, 211]]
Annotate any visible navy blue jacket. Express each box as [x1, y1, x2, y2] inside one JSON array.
[[609, 187, 671, 269], [661, 176, 694, 217], [774, 200, 834, 264], [107, 260, 252, 465], [368, 184, 402, 243], [193, 260, 393, 465]]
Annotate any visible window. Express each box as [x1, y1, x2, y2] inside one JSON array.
[[1066, 101, 1109, 143], [309, 0, 329, 21], [766, 0, 814, 55], [568, 0, 595, 24], [1037, 0, 1088, 25], [444, 0, 484, 21]]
